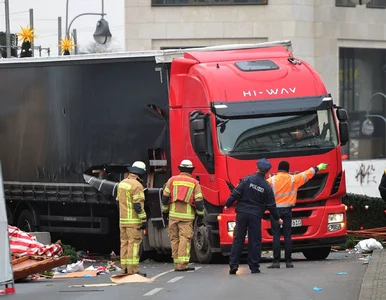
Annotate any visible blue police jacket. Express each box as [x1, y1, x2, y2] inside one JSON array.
[[225, 172, 280, 220]]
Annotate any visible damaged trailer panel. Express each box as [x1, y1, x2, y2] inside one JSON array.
[[0, 54, 170, 252]]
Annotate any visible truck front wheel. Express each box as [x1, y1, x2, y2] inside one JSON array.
[[302, 247, 331, 260], [192, 218, 213, 264]]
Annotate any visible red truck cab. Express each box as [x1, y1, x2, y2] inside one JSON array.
[[168, 42, 349, 263]]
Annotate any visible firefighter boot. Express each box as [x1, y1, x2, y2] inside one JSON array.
[[136, 272, 147, 277], [286, 261, 294, 268], [267, 262, 280, 269], [229, 267, 238, 275]]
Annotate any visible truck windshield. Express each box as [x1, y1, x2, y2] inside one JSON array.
[[216, 110, 338, 154]]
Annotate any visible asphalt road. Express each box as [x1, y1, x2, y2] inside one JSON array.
[[11, 252, 367, 300]]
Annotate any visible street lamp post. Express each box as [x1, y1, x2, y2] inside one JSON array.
[[65, 0, 112, 46], [361, 92, 386, 157]]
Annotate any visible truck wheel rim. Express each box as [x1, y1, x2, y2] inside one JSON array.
[[195, 225, 208, 252]]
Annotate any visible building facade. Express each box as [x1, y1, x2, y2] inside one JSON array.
[[124, 0, 386, 162]]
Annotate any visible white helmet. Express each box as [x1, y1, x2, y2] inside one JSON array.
[[132, 161, 146, 171], [128, 161, 146, 175], [179, 159, 194, 168]]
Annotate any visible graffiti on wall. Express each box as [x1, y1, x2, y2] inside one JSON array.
[[355, 163, 377, 185]]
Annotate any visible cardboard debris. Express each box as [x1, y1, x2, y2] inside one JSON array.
[[110, 273, 153, 284], [53, 270, 97, 279], [12, 256, 70, 281]]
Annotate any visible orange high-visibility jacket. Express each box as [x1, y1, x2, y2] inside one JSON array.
[[267, 168, 316, 208]]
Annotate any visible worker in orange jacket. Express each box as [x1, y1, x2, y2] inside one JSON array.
[[161, 159, 205, 272], [267, 161, 328, 269], [116, 161, 147, 277]]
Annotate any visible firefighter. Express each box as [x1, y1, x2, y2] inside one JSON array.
[[161, 159, 205, 272], [116, 161, 147, 277], [379, 169, 386, 201], [224, 158, 282, 275], [267, 161, 328, 269]]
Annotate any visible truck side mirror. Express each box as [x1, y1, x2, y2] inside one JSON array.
[[190, 114, 209, 154], [193, 132, 208, 153], [336, 108, 348, 122], [339, 122, 349, 146], [191, 119, 205, 131]]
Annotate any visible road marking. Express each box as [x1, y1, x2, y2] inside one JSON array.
[[167, 276, 184, 283], [151, 269, 175, 281], [144, 288, 163, 296]]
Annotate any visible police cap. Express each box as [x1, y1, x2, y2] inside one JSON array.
[[257, 158, 272, 172]]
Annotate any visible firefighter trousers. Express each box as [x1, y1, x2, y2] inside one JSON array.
[[168, 217, 193, 270], [120, 225, 143, 274]]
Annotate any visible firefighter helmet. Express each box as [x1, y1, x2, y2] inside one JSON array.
[[128, 161, 147, 175], [179, 159, 194, 168]]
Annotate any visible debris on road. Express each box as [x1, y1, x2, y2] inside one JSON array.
[[69, 283, 118, 288], [53, 270, 97, 279], [9, 226, 63, 257], [354, 238, 383, 253], [12, 255, 70, 281], [313, 287, 323, 291], [110, 274, 153, 284], [336, 272, 348, 275]]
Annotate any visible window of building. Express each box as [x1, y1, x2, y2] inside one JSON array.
[[152, 0, 268, 6], [339, 47, 386, 160], [336, 0, 355, 7], [366, 0, 386, 9]]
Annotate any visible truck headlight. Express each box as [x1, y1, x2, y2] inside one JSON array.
[[328, 213, 344, 223], [227, 221, 236, 232]]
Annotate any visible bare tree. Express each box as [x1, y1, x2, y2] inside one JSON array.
[[79, 37, 122, 54]]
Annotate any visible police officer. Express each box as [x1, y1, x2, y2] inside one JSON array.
[[267, 161, 327, 269], [379, 169, 386, 201], [161, 159, 205, 272], [116, 161, 147, 277], [224, 158, 282, 275]]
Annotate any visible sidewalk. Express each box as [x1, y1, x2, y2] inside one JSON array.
[[359, 249, 386, 300]]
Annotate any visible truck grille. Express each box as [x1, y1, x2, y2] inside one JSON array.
[[297, 173, 328, 200]]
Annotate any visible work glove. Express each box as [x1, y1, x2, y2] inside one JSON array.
[[162, 212, 169, 226], [317, 163, 328, 171], [138, 219, 148, 230]]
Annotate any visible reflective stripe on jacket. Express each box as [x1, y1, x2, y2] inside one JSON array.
[[267, 168, 316, 207], [116, 174, 146, 226], [165, 174, 201, 206], [162, 173, 204, 220]]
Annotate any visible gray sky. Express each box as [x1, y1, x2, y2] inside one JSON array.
[[0, 0, 124, 56]]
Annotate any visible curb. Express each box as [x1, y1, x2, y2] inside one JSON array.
[[358, 249, 385, 300]]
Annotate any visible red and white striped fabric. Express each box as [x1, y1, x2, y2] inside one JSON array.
[[8, 225, 63, 257]]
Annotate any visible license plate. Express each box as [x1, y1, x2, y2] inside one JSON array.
[[292, 219, 302, 227]]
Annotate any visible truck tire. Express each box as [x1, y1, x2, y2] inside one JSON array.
[[302, 247, 331, 260], [192, 218, 213, 264], [16, 209, 37, 232]]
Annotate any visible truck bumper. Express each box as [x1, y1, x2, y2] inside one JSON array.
[[220, 236, 347, 255]]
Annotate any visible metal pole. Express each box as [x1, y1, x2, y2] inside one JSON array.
[[72, 29, 78, 54], [65, 0, 105, 35], [4, 0, 11, 58], [65, 0, 70, 38], [365, 92, 386, 157], [29, 9, 34, 57], [58, 16, 62, 55]]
